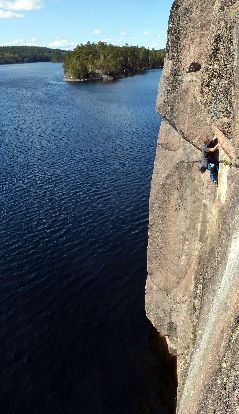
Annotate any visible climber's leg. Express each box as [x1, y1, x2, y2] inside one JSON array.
[[207, 163, 218, 184]]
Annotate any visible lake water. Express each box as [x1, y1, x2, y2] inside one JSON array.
[[0, 63, 162, 413]]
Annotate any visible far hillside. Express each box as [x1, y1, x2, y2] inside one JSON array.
[[0, 46, 67, 64], [64, 42, 165, 81]]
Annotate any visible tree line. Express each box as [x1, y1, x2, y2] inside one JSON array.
[[0, 46, 66, 64], [64, 42, 165, 80]]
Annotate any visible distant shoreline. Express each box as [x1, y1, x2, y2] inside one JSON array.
[[0, 46, 66, 66], [0, 60, 63, 65]]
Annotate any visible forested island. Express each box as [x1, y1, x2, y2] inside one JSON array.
[[0, 46, 66, 64], [64, 42, 165, 81]]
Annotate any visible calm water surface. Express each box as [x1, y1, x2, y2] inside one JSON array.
[[0, 63, 162, 413]]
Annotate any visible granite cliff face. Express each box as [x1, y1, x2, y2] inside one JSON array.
[[146, 1, 239, 412]]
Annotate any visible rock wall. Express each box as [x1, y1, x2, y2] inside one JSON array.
[[146, 1, 239, 412]]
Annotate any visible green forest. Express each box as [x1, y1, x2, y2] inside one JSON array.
[[64, 42, 165, 81], [0, 46, 66, 64]]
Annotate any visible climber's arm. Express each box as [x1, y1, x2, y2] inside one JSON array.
[[209, 143, 220, 152]]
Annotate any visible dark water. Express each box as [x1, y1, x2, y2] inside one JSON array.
[[0, 63, 162, 414]]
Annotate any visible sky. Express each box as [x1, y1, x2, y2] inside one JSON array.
[[0, 0, 174, 50]]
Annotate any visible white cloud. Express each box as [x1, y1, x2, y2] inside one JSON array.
[[93, 29, 103, 35], [48, 38, 76, 49], [24, 37, 38, 45], [0, 0, 42, 18], [0, 8, 22, 16], [0, 36, 75, 48], [10, 38, 24, 44], [120, 31, 127, 36], [0, 37, 39, 45], [0, 38, 23, 45], [0, 0, 42, 10], [143, 31, 150, 36], [100, 38, 110, 43]]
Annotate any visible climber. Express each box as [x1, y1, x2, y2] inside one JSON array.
[[199, 137, 220, 184]]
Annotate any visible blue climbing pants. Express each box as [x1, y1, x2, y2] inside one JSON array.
[[207, 162, 219, 182]]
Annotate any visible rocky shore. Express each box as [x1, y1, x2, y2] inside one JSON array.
[[64, 67, 162, 83]]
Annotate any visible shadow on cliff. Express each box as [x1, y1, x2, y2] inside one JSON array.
[[136, 322, 177, 414]]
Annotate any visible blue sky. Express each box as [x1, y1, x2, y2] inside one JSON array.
[[0, 0, 174, 50]]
